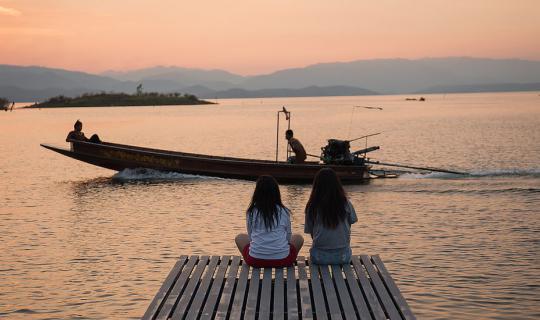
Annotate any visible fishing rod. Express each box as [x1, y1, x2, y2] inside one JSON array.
[[347, 106, 382, 138], [365, 160, 468, 175]]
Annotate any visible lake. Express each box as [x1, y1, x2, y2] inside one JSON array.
[[1, 92, 539, 319]]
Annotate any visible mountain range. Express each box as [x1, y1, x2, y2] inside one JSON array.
[[2, 57, 540, 101]]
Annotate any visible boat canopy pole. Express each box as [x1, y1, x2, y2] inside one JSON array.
[[365, 160, 468, 175], [276, 107, 291, 162], [347, 132, 381, 143], [346, 132, 381, 159]]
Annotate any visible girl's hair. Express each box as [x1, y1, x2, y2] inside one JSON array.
[[305, 168, 348, 229], [247, 175, 288, 230]]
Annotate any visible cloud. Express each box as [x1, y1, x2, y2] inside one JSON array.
[[0, 5, 21, 16]]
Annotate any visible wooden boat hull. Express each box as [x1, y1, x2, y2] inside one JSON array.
[[40, 141, 371, 183]]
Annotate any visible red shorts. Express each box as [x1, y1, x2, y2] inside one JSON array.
[[242, 244, 298, 268]]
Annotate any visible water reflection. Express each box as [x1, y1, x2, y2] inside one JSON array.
[[1, 93, 539, 319]]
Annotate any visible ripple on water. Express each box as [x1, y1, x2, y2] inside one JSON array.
[[1, 94, 539, 319]]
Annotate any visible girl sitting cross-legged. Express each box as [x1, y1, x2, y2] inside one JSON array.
[[235, 175, 304, 268], [305, 168, 358, 264]]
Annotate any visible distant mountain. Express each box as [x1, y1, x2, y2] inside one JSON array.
[[102, 66, 245, 91], [199, 85, 378, 99], [0, 64, 132, 92], [0, 64, 137, 101], [0, 86, 92, 102], [0, 65, 378, 101], [2, 58, 540, 101], [241, 58, 540, 93]]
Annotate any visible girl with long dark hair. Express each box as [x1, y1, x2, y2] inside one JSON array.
[[305, 168, 357, 264], [235, 175, 304, 267]]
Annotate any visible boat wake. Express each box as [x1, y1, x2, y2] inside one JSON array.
[[400, 168, 540, 179], [112, 168, 218, 182]]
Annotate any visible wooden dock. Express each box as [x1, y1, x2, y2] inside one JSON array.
[[142, 255, 416, 320]]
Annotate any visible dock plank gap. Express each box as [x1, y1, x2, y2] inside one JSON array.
[[142, 255, 416, 320]]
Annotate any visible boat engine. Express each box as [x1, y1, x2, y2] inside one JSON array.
[[321, 139, 355, 164]]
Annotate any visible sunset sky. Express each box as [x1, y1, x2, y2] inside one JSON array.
[[0, 0, 539, 75]]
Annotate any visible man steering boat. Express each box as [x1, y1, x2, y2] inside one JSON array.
[[285, 129, 306, 164]]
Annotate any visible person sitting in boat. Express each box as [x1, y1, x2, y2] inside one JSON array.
[[66, 120, 101, 143], [285, 129, 306, 163]]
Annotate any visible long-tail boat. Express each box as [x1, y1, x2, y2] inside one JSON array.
[[41, 108, 465, 183], [40, 141, 372, 183], [41, 108, 378, 183]]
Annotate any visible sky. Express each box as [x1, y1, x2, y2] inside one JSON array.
[[0, 0, 539, 75]]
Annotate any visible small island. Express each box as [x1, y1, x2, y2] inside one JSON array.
[[25, 85, 214, 108]]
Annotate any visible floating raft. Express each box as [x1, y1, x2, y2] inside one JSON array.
[[142, 255, 416, 320]]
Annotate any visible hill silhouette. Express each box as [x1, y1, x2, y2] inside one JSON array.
[[2, 58, 540, 101]]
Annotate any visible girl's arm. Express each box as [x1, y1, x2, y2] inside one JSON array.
[[348, 200, 358, 224], [246, 212, 252, 240], [286, 212, 292, 242], [304, 210, 313, 237]]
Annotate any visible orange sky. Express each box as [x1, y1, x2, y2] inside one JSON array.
[[0, 0, 539, 75]]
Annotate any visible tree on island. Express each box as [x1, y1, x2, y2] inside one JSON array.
[[1, 97, 9, 111]]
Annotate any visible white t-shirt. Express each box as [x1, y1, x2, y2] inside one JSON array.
[[247, 206, 292, 259]]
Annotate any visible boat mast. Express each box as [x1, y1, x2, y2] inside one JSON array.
[[276, 107, 291, 162]]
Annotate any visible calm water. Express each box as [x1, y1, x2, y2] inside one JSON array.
[[1, 92, 539, 319]]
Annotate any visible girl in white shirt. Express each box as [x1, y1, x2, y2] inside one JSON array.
[[235, 175, 304, 267]]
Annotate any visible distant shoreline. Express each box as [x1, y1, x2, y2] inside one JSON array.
[[24, 92, 214, 109], [14, 87, 540, 105], [14, 90, 540, 108]]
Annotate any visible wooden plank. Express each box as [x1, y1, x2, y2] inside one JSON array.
[[343, 264, 372, 320], [259, 268, 273, 320], [308, 263, 328, 320], [360, 255, 402, 320], [199, 256, 231, 319], [320, 265, 343, 320], [274, 268, 285, 320], [170, 256, 210, 320], [156, 255, 199, 320], [297, 257, 314, 319], [286, 264, 299, 320], [372, 255, 416, 320], [185, 256, 220, 320], [351, 256, 386, 320], [332, 264, 357, 320], [142, 255, 188, 320], [244, 267, 261, 320], [214, 256, 241, 320], [146, 255, 415, 320], [228, 261, 250, 320]]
